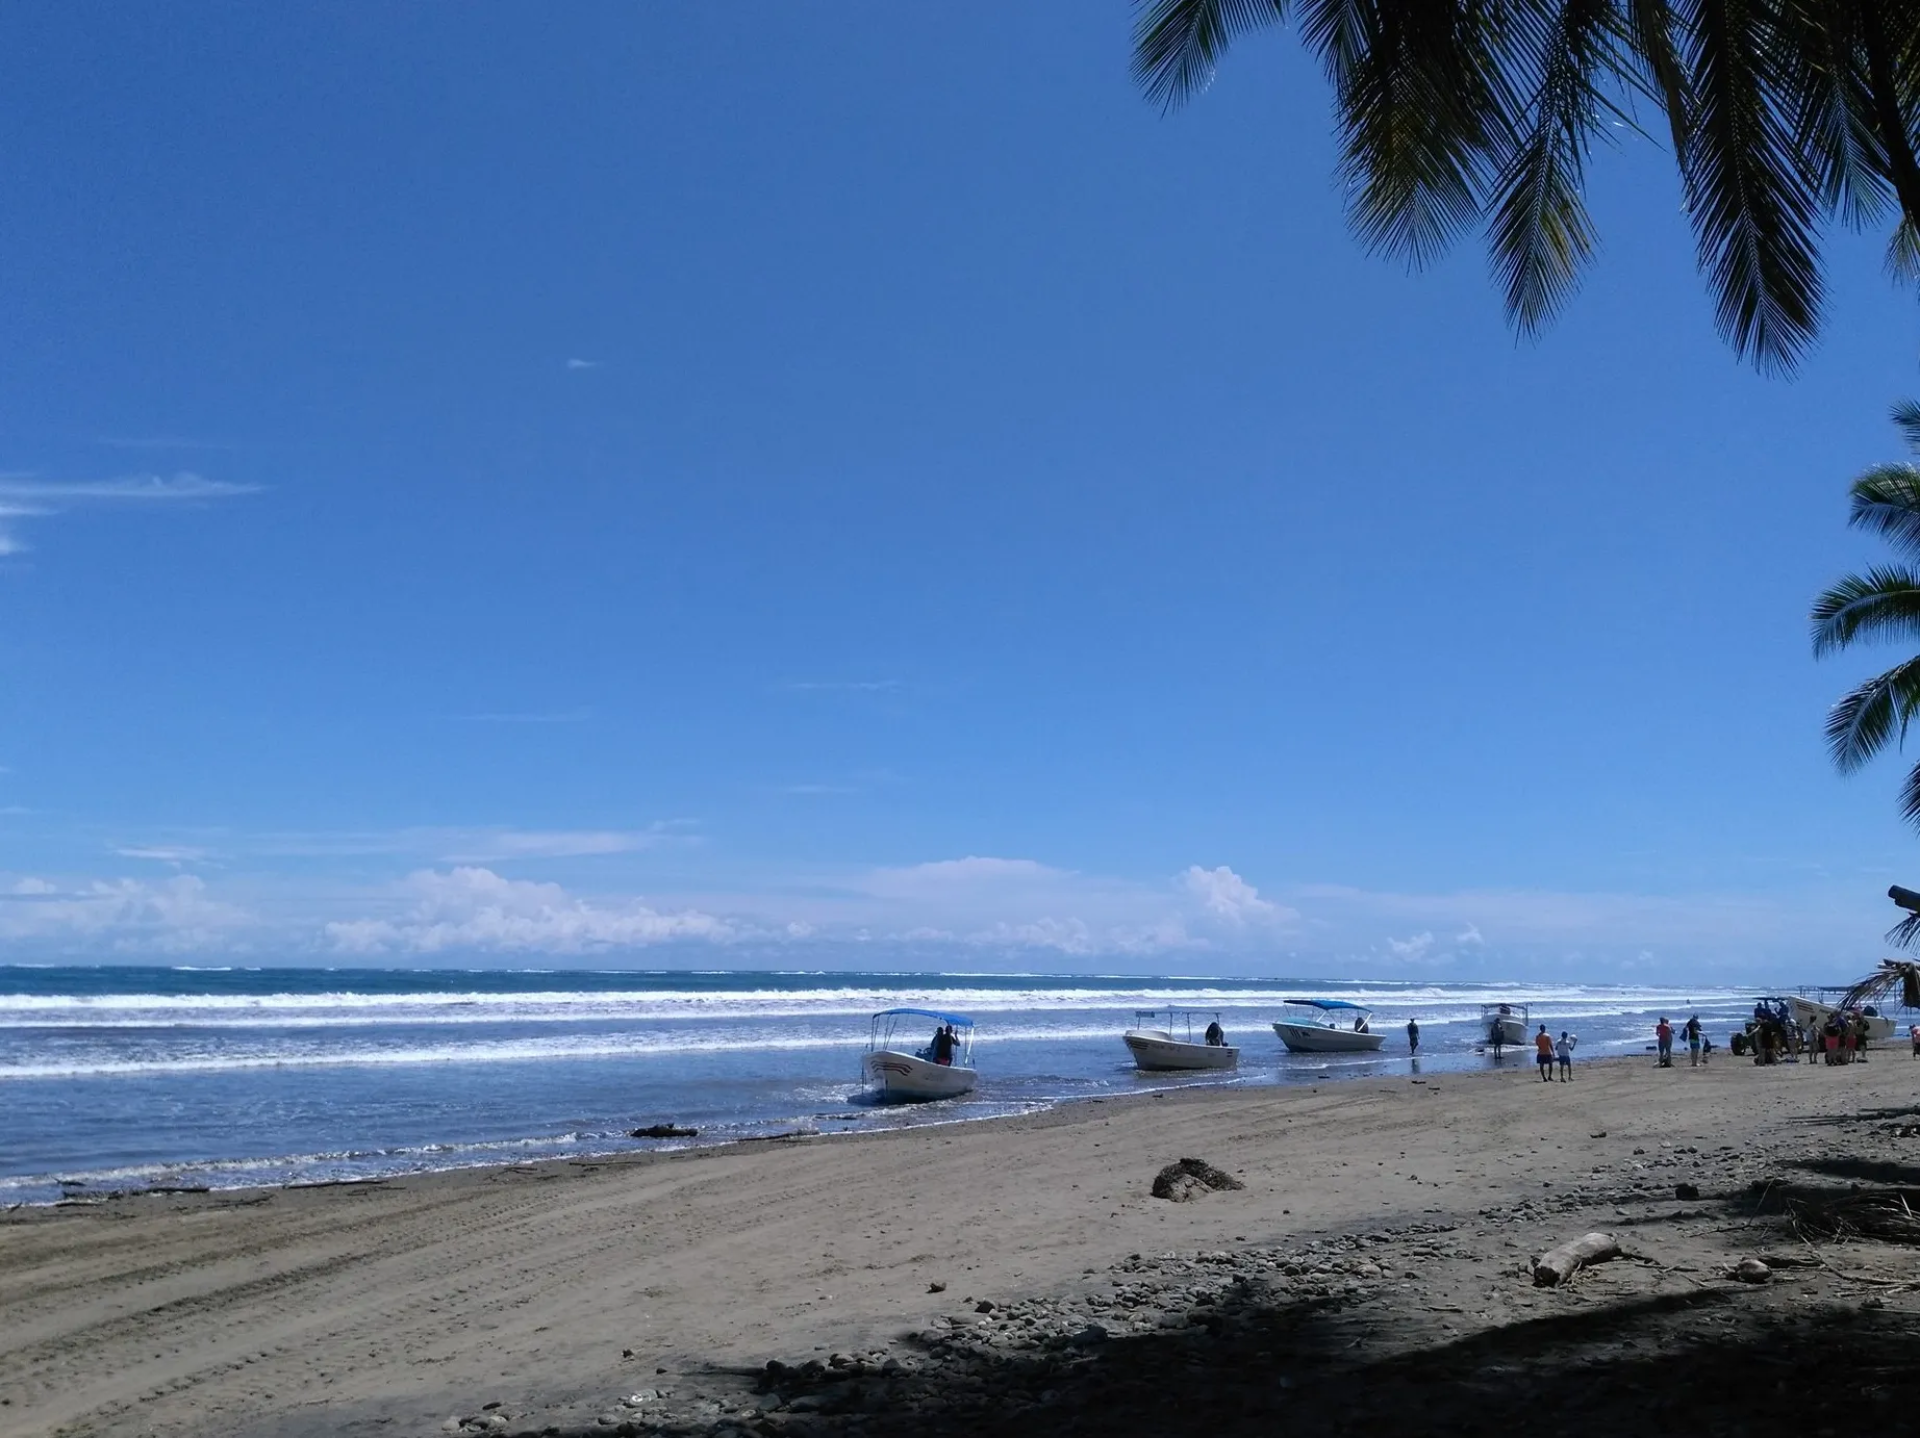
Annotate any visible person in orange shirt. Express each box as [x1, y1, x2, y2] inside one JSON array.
[[1534, 1024, 1554, 1081]]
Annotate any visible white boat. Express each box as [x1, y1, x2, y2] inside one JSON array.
[[1780, 993, 1896, 1043], [1123, 1009, 1239, 1071], [861, 1008, 978, 1102], [1272, 999, 1386, 1053], [1480, 1003, 1529, 1048]]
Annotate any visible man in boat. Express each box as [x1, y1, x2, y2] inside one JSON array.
[[1204, 1019, 1226, 1046], [931, 1025, 955, 1066]]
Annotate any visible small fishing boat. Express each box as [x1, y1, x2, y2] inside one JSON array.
[[861, 1007, 977, 1102], [1783, 991, 1895, 1043], [1122, 1009, 1239, 1071], [1272, 999, 1386, 1053], [1480, 1002, 1529, 1049]]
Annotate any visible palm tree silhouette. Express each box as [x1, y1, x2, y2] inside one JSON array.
[[1132, 1, 1920, 374], [1812, 401, 1920, 829]]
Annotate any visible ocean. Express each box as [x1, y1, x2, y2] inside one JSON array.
[[0, 965, 1762, 1206]]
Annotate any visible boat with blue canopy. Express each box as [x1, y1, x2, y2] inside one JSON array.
[[861, 1007, 978, 1101], [1272, 998, 1386, 1054]]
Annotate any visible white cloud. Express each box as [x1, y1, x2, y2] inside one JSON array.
[[1386, 931, 1435, 958], [0, 473, 258, 502], [114, 845, 211, 864], [431, 829, 663, 862], [565, 358, 602, 370], [1455, 922, 1485, 946], [0, 874, 252, 952], [325, 867, 734, 955], [1181, 865, 1291, 926], [0, 471, 258, 555]]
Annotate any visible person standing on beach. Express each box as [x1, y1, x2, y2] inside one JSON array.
[[1656, 1016, 1673, 1067], [1555, 1031, 1574, 1080], [1685, 1015, 1702, 1067], [1534, 1025, 1554, 1081], [1407, 1018, 1420, 1055]]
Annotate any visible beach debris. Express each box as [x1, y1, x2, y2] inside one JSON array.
[[1674, 1182, 1700, 1200], [1730, 1257, 1774, 1283], [1151, 1157, 1246, 1203], [974, 1300, 994, 1313], [1530, 1231, 1620, 1286], [628, 1124, 699, 1139], [927, 1280, 946, 1293]]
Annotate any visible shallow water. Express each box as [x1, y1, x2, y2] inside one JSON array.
[[0, 965, 1761, 1203]]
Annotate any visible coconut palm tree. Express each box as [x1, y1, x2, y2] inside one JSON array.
[[1811, 401, 1920, 831], [1132, 0, 1920, 374]]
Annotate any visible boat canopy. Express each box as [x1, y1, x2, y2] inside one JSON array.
[[1283, 998, 1370, 1012], [871, 1007, 974, 1029]]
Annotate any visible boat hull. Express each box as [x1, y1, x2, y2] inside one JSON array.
[[1484, 1018, 1527, 1047], [863, 1049, 977, 1101], [1783, 996, 1895, 1042], [1272, 1021, 1386, 1054], [1123, 1031, 1238, 1071]]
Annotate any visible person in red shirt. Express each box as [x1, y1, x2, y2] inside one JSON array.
[[1656, 1016, 1673, 1067]]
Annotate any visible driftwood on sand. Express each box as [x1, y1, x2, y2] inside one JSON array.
[[1531, 1231, 1620, 1286]]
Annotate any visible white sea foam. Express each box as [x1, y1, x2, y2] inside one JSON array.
[[0, 982, 1751, 1029]]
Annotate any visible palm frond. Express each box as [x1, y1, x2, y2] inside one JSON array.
[[1681, 0, 1825, 373], [1779, 0, 1891, 229], [1622, 0, 1692, 161], [1887, 213, 1920, 278], [1846, 460, 1920, 555], [1808, 563, 1920, 655], [1486, 0, 1622, 333], [1132, 0, 1290, 111], [1311, 0, 1520, 268], [1823, 653, 1920, 772], [1842, 957, 1920, 1003], [1894, 399, 1920, 454]]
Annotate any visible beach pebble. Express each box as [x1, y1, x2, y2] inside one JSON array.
[[1732, 1257, 1772, 1283]]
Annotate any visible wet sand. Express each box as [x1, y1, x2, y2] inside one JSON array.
[[4, 1051, 1919, 1437]]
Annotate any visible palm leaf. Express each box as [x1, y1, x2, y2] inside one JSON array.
[[1622, 0, 1693, 162], [1846, 460, 1920, 556], [1486, 0, 1622, 333], [1894, 398, 1920, 453], [1808, 563, 1920, 655], [1779, 0, 1891, 229], [1842, 957, 1920, 1002], [1681, 0, 1825, 373], [1309, 0, 1519, 268], [1132, 0, 1290, 110], [1823, 652, 1920, 771]]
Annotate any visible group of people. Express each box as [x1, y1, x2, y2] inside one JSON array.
[[1532, 1025, 1577, 1080], [1400, 1018, 1578, 1080], [1653, 1014, 1711, 1066], [1730, 1002, 1873, 1064], [926, 1023, 961, 1066]]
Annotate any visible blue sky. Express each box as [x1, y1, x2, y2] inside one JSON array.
[[2, 3, 1918, 982]]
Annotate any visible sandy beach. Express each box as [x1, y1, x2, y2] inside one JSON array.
[[6, 1054, 1920, 1437]]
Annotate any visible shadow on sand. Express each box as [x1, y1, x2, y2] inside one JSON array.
[[617, 1279, 1917, 1438]]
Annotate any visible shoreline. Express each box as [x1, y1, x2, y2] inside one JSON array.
[[6, 1053, 1919, 1436]]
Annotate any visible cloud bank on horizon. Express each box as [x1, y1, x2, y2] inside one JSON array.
[[0, 843, 1880, 982]]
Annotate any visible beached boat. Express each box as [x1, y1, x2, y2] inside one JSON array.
[[861, 1007, 978, 1102], [1272, 999, 1386, 1053], [1782, 991, 1896, 1043], [1122, 1009, 1239, 1071], [1480, 1003, 1529, 1048]]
